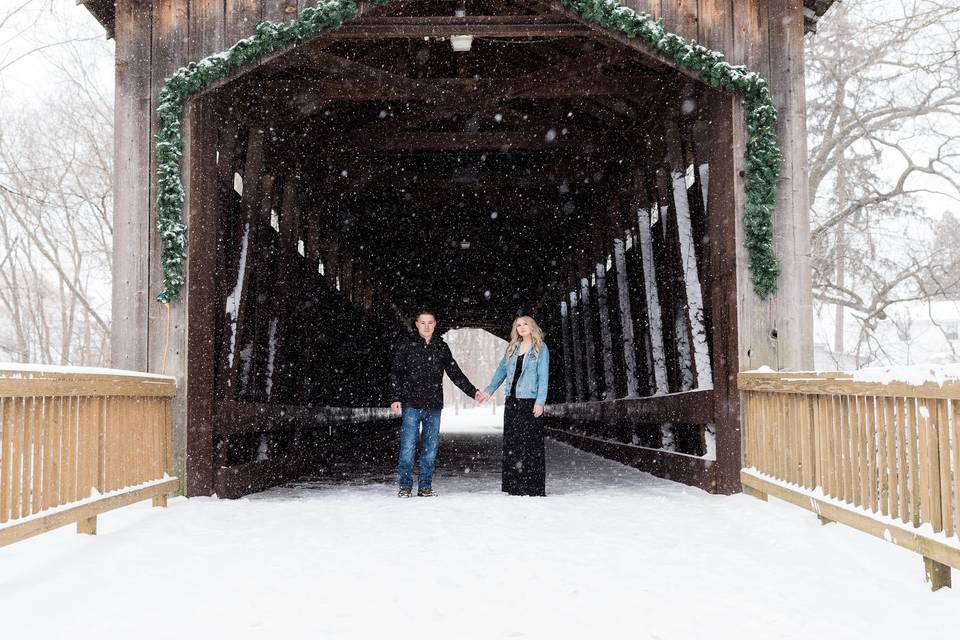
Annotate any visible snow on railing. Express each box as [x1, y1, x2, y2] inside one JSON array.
[[0, 364, 179, 547], [739, 369, 960, 591]]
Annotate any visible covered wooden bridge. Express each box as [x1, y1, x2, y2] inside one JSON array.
[[77, 0, 821, 498]]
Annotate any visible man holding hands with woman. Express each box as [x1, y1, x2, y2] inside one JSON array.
[[389, 311, 549, 498]]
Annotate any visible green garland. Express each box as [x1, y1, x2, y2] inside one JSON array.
[[154, 0, 781, 303]]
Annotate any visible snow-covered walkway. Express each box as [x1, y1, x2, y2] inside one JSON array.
[[2, 408, 958, 639]]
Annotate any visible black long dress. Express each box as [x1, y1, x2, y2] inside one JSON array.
[[502, 353, 546, 496]]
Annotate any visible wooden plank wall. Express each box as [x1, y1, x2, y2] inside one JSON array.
[[111, 0, 814, 493]]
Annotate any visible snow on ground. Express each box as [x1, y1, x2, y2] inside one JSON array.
[[2, 411, 958, 639], [440, 404, 505, 432]]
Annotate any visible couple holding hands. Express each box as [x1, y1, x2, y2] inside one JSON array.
[[389, 310, 550, 498]]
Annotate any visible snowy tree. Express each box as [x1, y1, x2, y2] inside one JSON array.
[[806, 0, 960, 366], [0, 1, 113, 364]]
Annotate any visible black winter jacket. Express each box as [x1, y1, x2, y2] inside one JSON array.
[[389, 335, 477, 410]]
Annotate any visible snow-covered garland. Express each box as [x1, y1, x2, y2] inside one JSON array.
[[154, 0, 782, 303]]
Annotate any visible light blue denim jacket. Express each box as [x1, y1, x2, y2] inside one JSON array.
[[484, 343, 550, 406]]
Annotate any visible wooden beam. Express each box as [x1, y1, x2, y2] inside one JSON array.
[[216, 401, 395, 436], [538, 0, 703, 83], [547, 426, 717, 492], [213, 457, 305, 499], [325, 14, 592, 38], [0, 478, 178, 548], [706, 93, 743, 494], [332, 130, 617, 153], [545, 389, 715, 424], [742, 469, 960, 581], [184, 100, 221, 496], [737, 371, 960, 400], [0, 371, 176, 398], [289, 47, 632, 134]]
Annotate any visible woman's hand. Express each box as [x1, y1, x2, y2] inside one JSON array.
[[533, 404, 544, 418]]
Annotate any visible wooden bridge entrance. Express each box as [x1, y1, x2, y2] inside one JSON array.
[[93, 0, 814, 498]]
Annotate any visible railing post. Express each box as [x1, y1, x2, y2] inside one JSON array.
[[77, 516, 97, 536], [923, 557, 952, 592]]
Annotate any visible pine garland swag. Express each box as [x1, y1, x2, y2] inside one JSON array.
[[154, 0, 782, 303]]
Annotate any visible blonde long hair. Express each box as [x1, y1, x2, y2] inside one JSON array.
[[505, 316, 544, 359]]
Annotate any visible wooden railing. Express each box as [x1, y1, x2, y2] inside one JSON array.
[[0, 365, 178, 547], [739, 371, 960, 590]]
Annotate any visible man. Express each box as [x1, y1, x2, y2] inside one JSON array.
[[390, 310, 488, 497]]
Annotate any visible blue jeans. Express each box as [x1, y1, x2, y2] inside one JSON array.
[[398, 408, 442, 490]]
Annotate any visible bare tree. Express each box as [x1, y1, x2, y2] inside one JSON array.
[[806, 0, 960, 365], [0, 2, 113, 364]]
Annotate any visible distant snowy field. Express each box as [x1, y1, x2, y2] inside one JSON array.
[[2, 408, 958, 639]]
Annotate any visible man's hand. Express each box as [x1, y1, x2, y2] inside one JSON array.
[[533, 404, 544, 418], [475, 390, 490, 403], [390, 401, 402, 415]]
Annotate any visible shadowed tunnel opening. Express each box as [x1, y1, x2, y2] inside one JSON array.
[[185, 0, 737, 497]]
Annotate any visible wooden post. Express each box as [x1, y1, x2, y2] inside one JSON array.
[[594, 229, 616, 398], [76, 516, 97, 536], [664, 117, 712, 390], [706, 92, 743, 494], [634, 200, 669, 396], [579, 275, 599, 401], [184, 100, 220, 497], [567, 278, 586, 402], [111, 0, 152, 374], [611, 236, 639, 398], [560, 300, 575, 402], [743, 485, 767, 502], [923, 556, 952, 591]]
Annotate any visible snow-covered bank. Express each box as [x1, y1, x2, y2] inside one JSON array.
[[1, 417, 957, 639]]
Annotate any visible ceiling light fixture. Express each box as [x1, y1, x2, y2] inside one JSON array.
[[450, 3, 473, 52]]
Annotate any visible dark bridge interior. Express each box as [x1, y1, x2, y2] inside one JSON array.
[[185, 0, 739, 498]]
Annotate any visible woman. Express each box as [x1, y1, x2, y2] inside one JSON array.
[[483, 316, 550, 496]]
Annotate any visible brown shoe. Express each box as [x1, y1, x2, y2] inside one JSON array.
[[398, 487, 412, 498], [417, 487, 436, 497]]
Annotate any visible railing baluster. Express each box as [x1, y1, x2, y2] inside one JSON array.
[[31, 397, 43, 515], [936, 399, 952, 537], [855, 395, 867, 510], [823, 393, 835, 498], [846, 394, 860, 507], [896, 397, 909, 524], [865, 395, 878, 513], [951, 398, 960, 538], [878, 394, 890, 515], [11, 397, 25, 520], [884, 397, 899, 520], [0, 398, 7, 522], [906, 396, 920, 527], [927, 399, 943, 533], [813, 393, 824, 491]]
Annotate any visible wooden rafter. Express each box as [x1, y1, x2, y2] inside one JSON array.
[[324, 14, 593, 38]]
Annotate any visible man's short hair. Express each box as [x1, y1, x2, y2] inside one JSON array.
[[414, 309, 437, 322]]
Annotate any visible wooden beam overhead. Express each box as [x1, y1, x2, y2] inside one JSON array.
[[275, 46, 639, 135], [327, 14, 593, 39], [329, 130, 616, 152]]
